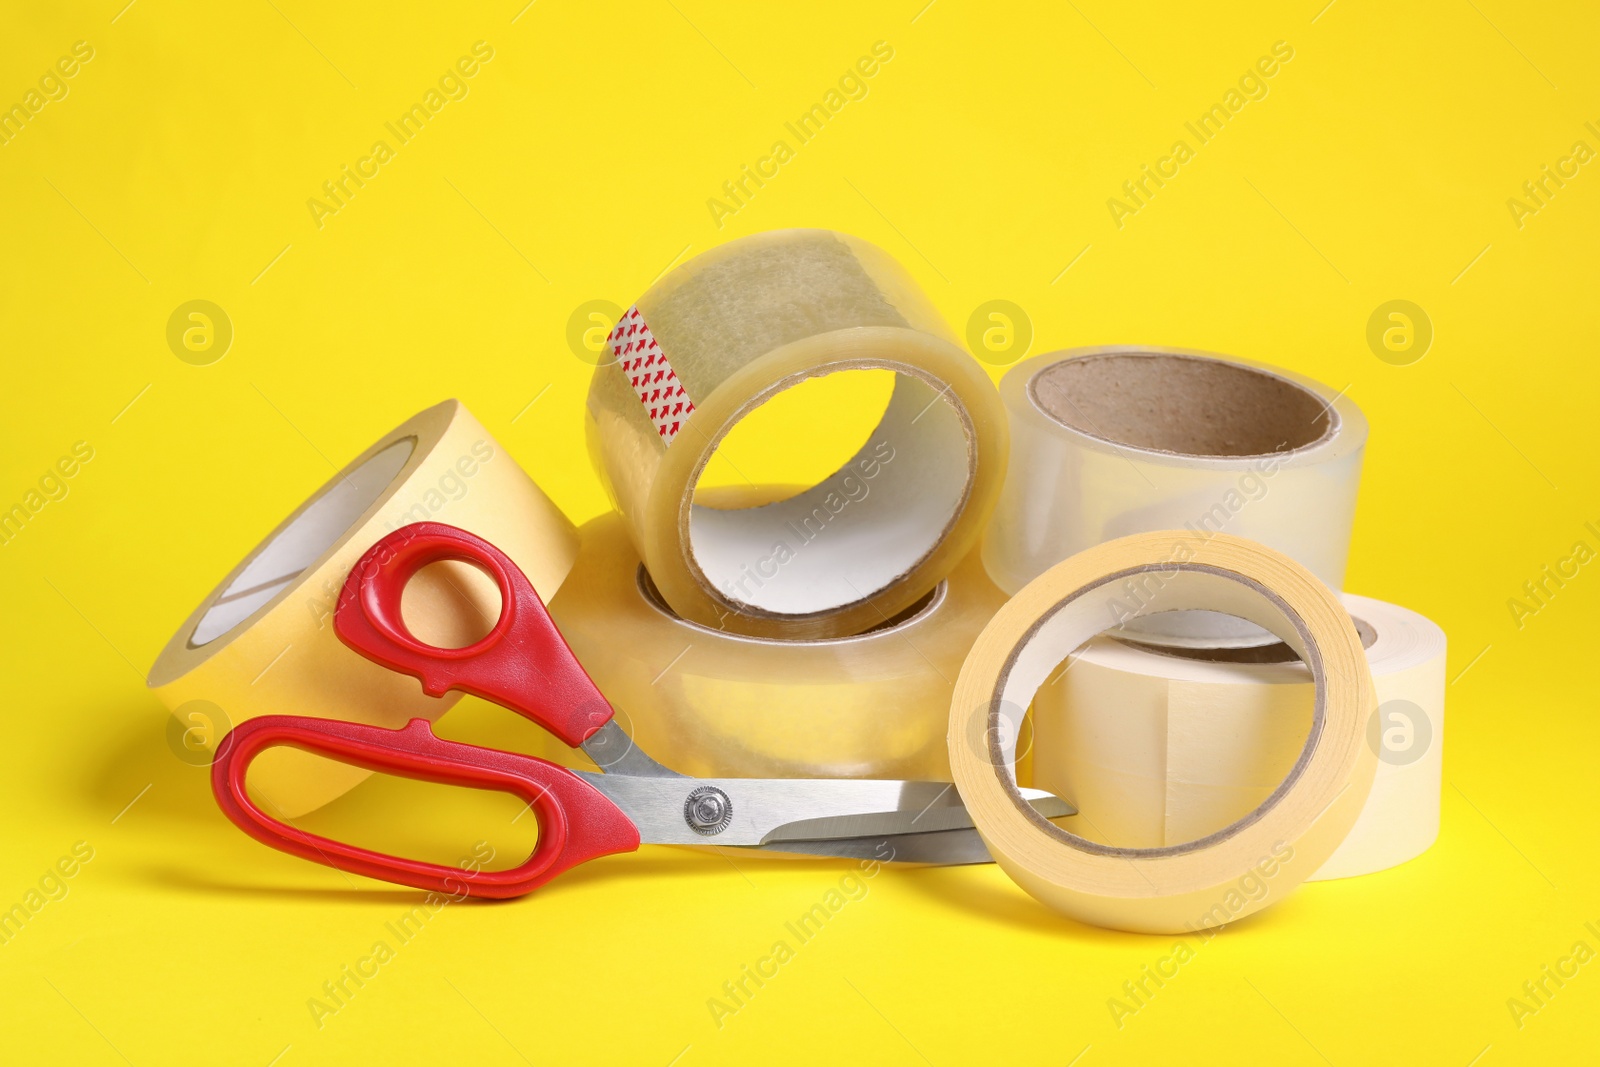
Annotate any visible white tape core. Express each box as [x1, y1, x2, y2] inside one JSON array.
[[687, 371, 970, 617], [190, 439, 416, 646], [635, 564, 945, 643]]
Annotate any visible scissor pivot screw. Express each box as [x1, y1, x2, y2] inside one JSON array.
[[684, 786, 733, 836]]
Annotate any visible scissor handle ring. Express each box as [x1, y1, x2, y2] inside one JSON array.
[[334, 522, 613, 748], [211, 715, 640, 898], [344, 521, 521, 665]]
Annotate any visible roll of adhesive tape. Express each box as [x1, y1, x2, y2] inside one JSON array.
[[547, 499, 1008, 780], [1031, 594, 1444, 881], [586, 228, 1006, 640], [948, 531, 1377, 934], [982, 347, 1366, 648], [148, 400, 578, 818]]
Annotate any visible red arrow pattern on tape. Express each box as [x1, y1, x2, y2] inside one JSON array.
[[609, 306, 694, 444]]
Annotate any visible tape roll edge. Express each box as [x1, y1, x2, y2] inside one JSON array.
[[949, 530, 1378, 933], [147, 399, 580, 817], [646, 325, 1008, 639]]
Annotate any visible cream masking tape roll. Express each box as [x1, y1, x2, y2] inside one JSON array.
[[948, 531, 1377, 934], [546, 501, 1008, 780], [586, 228, 1007, 640], [1031, 593, 1444, 880], [148, 400, 578, 818], [982, 347, 1366, 648]]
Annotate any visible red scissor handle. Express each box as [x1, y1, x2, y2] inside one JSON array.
[[211, 715, 640, 898], [333, 521, 612, 748]]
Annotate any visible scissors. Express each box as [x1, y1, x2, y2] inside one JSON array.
[[211, 522, 1072, 898]]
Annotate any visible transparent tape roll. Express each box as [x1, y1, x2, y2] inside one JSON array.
[[982, 347, 1366, 648], [148, 400, 578, 817], [948, 531, 1377, 934], [586, 228, 1007, 640], [546, 503, 1008, 781], [1031, 593, 1444, 881]]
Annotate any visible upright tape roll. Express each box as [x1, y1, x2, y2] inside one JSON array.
[[548, 502, 1008, 780], [586, 228, 1006, 640], [948, 531, 1377, 933], [982, 347, 1366, 647], [149, 400, 578, 817], [1031, 593, 1444, 880]]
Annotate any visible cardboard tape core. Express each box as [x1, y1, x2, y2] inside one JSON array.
[[1031, 351, 1334, 457], [984, 346, 1366, 648]]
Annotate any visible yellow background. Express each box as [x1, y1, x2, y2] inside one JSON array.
[[3, 0, 1598, 1062]]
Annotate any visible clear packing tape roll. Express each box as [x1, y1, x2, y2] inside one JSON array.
[[982, 347, 1366, 648], [148, 400, 578, 817], [586, 228, 1007, 640], [948, 531, 1378, 934], [1031, 593, 1445, 881], [548, 504, 1008, 780]]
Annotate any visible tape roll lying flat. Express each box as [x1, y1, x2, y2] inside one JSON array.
[[982, 347, 1366, 648], [586, 228, 1006, 640], [547, 500, 1007, 780], [1031, 593, 1444, 881], [948, 531, 1377, 933], [148, 400, 578, 817]]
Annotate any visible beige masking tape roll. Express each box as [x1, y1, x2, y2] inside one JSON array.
[[547, 500, 1007, 780], [1032, 593, 1444, 881], [148, 400, 578, 818], [948, 531, 1377, 934], [586, 228, 1007, 640], [982, 347, 1366, 648]]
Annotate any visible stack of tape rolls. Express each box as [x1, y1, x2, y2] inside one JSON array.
[[1029, 593, 1445, 881], [982, 346, 1366, 648], [147, 400, 578, 817], [151, 225, 1444, 933], [547, 498, 1008, 780], [948, 531, 1379, 934], [585, 228, 1007, 640]]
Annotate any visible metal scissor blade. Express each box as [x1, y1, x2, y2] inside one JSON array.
[[577, 772, 1073, 847], [578, 720, 685, 778], [754, 827, 1000, 866], [758, 787, 1073, 845]]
